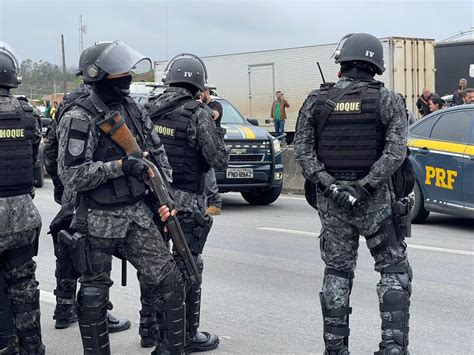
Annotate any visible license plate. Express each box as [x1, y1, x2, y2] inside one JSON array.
[[226, 168, 253, 179]]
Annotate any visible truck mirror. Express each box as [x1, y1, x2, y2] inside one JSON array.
[[247, 118, 259, 126]]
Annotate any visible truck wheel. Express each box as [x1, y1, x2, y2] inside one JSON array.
[[33, 165, 44, 188], [411, 181, 430, 223], [241, 185, 282, 205]]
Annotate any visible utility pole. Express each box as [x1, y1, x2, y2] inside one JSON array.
[[61, 34, 67, 95], [78, 15, 87, 54]]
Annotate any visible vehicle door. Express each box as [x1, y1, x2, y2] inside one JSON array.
[[421, 110, 471, 207], [408, 114, 441, 200], [462, 113, 474, 212]]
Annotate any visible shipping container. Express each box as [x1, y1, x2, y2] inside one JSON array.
[[155, 37, 435, 142], [434, 39, 474, 97]]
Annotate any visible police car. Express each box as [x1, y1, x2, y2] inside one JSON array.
[[408, 105, 474, 222], [131, 83, 284, 205], [214, 97, 284, 205]]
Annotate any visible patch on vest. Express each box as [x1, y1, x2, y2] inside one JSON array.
[[0, 128, 25, 140], [68, 138, 85, 156], [333, 100, 361, 113], [154, 124, 176, 139]]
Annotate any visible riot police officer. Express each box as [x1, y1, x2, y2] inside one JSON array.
[[44, 44, 130, 333], [56, 41, 185, 355], [0, 41, 45, 354], [147, 53, 229, 353], [295, 33, 412, 355]]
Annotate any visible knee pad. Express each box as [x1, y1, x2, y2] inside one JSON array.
[[157, 268, 185, 310], [76, 285, 108, 323]]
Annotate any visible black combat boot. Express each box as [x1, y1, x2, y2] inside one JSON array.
[[184, 285, 219, 353], [106, 312, 131, 333], [53, 288, 78, 329]]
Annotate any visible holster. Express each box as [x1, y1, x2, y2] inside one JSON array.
[[58, 230, 89, 273], [190, 212, 213, 255], [392, 197, 412, 240]]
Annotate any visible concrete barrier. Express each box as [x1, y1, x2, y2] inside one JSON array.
[[281, 146, 305, 194]]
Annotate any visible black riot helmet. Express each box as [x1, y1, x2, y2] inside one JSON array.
[[0, 41, 22, 89], [333, 33, 385, 75], [81, 40, 151, 82], [162, 53, 208, 91]]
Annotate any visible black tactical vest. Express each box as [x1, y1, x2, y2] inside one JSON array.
[[0, 96, 36, 197], [153, 100, 207, 193], [74, 96, 147, 207], [315, 81, 385, 179]]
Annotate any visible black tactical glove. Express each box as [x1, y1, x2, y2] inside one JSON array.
[[328, 182, 371, 210], [121, 156, 148, 177]]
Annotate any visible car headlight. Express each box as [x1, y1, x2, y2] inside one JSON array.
[[272, 138, 281, 154]]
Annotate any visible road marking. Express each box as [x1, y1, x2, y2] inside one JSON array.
[[40, 290, 56, 304], [259, 227, 474, 256], [226, 191, 306, 201]]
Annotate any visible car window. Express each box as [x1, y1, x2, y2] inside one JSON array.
[[218, 99, 246, 125], [410, 115, 438, 137], [468, 117, 474, 144], [429, 110, 472, 143]]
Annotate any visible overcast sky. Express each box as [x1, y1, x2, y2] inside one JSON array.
[[0, 0, 472, 66]]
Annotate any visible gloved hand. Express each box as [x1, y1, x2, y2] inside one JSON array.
[[121, 156, 148, 177], [328, 182, 371, 210]]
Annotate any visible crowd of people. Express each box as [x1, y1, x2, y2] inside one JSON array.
[[416, 78, 473, 118]]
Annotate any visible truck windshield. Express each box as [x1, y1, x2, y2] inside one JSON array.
[[217, 99, 246, 125]]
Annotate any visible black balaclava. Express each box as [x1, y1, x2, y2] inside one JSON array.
[[93, 74, 133, 104], [340, 61, 376, 82]]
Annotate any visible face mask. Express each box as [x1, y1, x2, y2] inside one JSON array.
[[94, 74, 132, 103]]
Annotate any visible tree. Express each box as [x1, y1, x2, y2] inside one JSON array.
[[13, 59, 79, 99]]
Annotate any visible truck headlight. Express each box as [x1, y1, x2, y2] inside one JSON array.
[[272, 138, 281, 154]]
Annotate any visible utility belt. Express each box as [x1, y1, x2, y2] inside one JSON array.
[[180, 211, 213, 255], [392, 197, 412, 240]]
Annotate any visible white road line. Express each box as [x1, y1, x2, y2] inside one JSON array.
[[259, 227, 474, 256], [226, 191, 305, 201]]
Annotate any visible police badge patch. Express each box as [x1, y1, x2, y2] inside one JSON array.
[[65, 117, 90, 166], [68, 138, 85, 156]]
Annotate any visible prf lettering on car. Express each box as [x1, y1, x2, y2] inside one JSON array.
[[333, 100, 361, 113], [425, 166, 458, 190]]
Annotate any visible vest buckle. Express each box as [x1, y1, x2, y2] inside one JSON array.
[[324, 99, 336, 110]]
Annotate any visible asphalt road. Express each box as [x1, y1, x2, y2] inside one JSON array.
[[30, 179, 474, 354]]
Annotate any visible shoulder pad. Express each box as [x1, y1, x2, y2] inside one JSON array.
[[17, 98, 33, 112], [16, 96, 29, 103], [183, 100, 202, 112]]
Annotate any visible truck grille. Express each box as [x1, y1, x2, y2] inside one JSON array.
[[230, 154, 264, 162]]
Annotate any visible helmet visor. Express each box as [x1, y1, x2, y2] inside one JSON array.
[[95, 40, 151, 76], [0, 41, 21, 70]]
